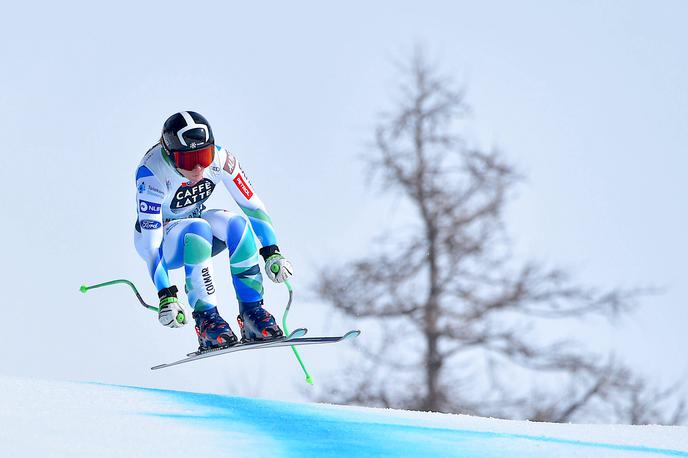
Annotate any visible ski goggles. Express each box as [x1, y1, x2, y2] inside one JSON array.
[[171, 145, 215, 170]]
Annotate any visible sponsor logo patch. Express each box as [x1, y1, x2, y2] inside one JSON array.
[[224, 153, 237, 174], [164, 220, 181, 231], [233, 173, 253, 199], [201, 267, 215, 295], [140, 220, 162, 230], [171, 178, 216, 212], [139, 199, 161, 214], [147, 184, 165, 197], [137, 183, 146, 193]]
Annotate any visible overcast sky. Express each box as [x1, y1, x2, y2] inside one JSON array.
[[1, 1, 685, 403]]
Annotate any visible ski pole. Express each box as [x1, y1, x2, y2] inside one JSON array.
[[282, 280, 314, 385], [80, 278, 189, 326], [80, 279, 159, 312], [82, 278, 312, 383]]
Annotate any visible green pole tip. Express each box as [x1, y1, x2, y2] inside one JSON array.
[[306, 375, 314, 385], [79, 285, 88, 293]]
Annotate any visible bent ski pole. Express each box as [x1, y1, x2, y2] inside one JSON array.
[[81, 279, 187, 326], [283, 280, 313, 385], [80, 279, 159, 312], [82, 278, 311, 380]]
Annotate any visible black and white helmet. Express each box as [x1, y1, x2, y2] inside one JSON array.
[[161, 111, 214, 153]]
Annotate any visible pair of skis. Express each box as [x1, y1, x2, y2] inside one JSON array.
[[80, 279, 359, 381], [151, 328, 361, 370]]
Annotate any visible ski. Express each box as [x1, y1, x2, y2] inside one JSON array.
[[151, 328, 308, 370], [151, 329, 360, 370]]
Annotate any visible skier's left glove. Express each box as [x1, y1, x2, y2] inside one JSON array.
[[260, 245, 293, 283]]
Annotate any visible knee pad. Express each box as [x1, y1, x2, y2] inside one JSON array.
[[184, 232, 213, 265]]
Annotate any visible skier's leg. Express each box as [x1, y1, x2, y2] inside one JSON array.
[[203, 210, 282, 341], [162, 218, 237, 349], [162, 219, 218, 311], [203, 210, 264, 310]]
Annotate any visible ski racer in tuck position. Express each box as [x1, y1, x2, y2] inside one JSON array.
[[134, 111, 294, 351]]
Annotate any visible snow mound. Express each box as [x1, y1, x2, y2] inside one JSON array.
[[0, 376, 686, 457]]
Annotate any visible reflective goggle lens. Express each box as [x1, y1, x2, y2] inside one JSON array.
[[172, 145, 215, 170]]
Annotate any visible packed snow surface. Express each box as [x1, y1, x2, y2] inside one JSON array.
[[0, 376, 686, 457]]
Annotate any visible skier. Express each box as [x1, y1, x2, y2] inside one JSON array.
[[134, 111, 294, 351]]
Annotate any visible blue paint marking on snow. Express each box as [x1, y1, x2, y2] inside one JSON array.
[[113, 385, 688, 458], [131, 388, 490, 457]]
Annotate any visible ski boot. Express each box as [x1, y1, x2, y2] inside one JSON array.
[[237, 305, 284, 343], [192, 307, 239, 351]]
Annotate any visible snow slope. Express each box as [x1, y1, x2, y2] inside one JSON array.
[[0, 376, 686, 457]]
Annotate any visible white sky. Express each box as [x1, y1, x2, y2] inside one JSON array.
[[0, 1, 686, 404]]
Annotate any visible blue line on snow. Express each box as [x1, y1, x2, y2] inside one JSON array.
[[107, 384, 688, 457]]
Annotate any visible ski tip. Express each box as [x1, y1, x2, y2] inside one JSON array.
[[289, 327, 308, 339], [343, 330, 361, 339]]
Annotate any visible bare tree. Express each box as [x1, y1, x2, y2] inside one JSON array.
[[313, 51, 685, 424]]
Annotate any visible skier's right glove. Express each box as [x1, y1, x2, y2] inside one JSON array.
[[157, 286, 186, 328]]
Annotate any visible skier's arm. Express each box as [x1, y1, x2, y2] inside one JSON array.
[[220, 151, 278, 247], [220, 149, 293, 283], [135, 166, 171, 292], [135, 166, 186, 327]]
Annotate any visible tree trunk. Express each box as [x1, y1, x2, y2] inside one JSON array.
[[423, 224, 441, 411], [414, 112, 442, 412]]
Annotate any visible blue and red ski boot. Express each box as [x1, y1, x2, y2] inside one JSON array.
[[192, 307, 239, 351], [236, 303, 284, 343]]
